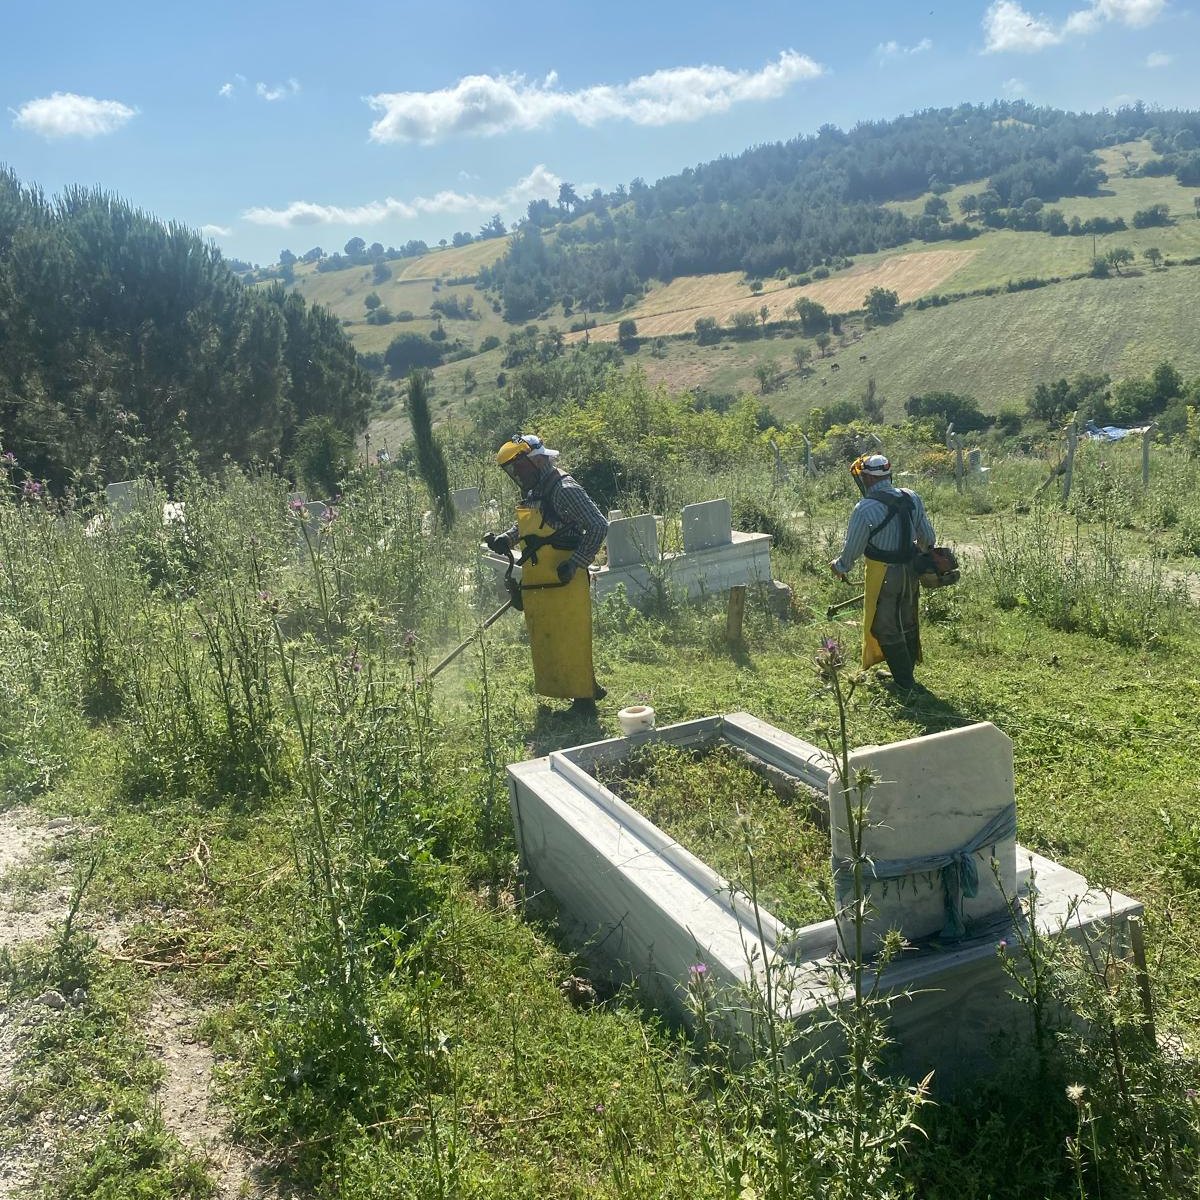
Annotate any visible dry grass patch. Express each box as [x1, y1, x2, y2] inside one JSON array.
[[397, 238, 510, 280], [569, 249, 975, 344]]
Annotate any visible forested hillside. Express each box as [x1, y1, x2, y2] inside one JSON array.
[[478, 101, 1200, 320], [0, 170, 371, 491]]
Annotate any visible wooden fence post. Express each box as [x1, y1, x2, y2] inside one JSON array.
[[1062, 420, 1078, 503], [946, 424, 964, 493], [726, 585, 747, 644], [802, 432, 815, 476], [1142, 423, 1155, 490]]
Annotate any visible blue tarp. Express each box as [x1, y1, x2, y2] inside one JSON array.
[[1083, 422, 1149, 442]]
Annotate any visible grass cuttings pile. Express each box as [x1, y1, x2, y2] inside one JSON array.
[[599, 741, 830, 927]]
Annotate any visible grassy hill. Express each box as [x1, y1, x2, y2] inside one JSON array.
[[628, 263, 1200, 423], [275, 139, 1200, 445]]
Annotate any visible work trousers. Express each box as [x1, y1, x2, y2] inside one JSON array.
[[871, 562, 920, 644]]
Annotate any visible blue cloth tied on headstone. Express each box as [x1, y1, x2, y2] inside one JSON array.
[[836, 805, 1017, 941]]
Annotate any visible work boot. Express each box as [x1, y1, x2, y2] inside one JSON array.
[[593, 682, 608, 701], [904, 631, 922, 667], [879, 641, 915, 691]]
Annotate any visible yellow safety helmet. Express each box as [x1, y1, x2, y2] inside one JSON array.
[[496, 435, 538, 468], [496, 434, 544, 485]]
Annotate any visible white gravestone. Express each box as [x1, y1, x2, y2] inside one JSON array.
[[829, 722, 1017, 956], [451, 487, 481, 514], [682, 498, 733, 553], [104, 479, 149, 517], [606, 514, 660, 569]]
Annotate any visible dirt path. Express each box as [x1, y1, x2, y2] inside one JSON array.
[[0, 808, 275, 1199], [0, 808, 68, 1199], [147, 990, 275, 1199]]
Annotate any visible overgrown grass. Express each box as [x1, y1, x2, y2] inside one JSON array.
[[599, 742, 830, 927], [2, 430, 1199, 1197]]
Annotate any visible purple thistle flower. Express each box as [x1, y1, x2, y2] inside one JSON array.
[[689, 963, 708, 978], [21, 479, 43, 501], [287, 497, 306, 515], [0, 451, 16, 469], [320, 505, 338, 524]]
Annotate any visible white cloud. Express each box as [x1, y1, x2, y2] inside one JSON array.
[[218, 82, 235, 98], [12, 91, 137, 139], [201, 224, 232, 238], [242, 164, 564, 229], [983, 0, 1165, 52], [1064, 0, 1165, 32], [983, 2, 1064, 51], [256, 78, 300, 102], [1003, 76, 1030, 95], [1145, 50, 1172, 65], [366, 50, 823, 144], [877, 38, 933, 61]]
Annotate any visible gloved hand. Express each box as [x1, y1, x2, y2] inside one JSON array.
[[484, 532, 511, 556], [556, 560, 577, 585]]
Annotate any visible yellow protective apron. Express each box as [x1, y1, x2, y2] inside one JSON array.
[[860, 558, 888, 669], [861, 558, 923, 669], [516, 503, 596, 699]]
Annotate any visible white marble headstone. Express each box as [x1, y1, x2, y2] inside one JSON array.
[[451, 487, 481, 514], [682, 498, 733, 553], [607, 514, 660, 568], [828, 722, 1016, 955], [105, 479, 149, 517]]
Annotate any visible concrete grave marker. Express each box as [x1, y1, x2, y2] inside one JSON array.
[[829, 722, 1017, 955], [104, 479, 150, 517], [682, 498, 733, 553], [606, 514, 659, 569], [508, 713, 1140, 1089], [451, 487, 481, 514]]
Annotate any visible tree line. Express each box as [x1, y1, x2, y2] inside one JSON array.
[[0, 169, 371, 491]]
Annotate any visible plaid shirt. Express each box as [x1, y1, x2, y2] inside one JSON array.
[[504, 468, 609, 570], [832, 481, 935, 576]]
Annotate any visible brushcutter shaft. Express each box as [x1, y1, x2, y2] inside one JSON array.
[[423, 598, 514, 683], [825, 592, 866, 620]]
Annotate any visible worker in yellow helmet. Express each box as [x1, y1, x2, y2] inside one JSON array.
[[485, 435, 609, 709], [831, 453, 935, 696]]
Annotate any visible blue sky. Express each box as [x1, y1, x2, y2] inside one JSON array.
[[2, 0, 1195, 264]]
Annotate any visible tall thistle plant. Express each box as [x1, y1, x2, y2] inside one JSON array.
[[684, 637, 930, 1200], [813, 635, 931, 1200], [408, 371, 454, 531]]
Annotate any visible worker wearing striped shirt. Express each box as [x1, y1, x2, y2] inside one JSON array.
[[489, 438, 609, 580], [831, 453, 934, 694]]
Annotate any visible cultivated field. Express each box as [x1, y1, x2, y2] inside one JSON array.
[[568, 249, 975, 344], [622, 261, 1200, 423], [289, 260, 510, 355]]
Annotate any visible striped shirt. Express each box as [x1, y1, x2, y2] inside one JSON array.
[[832, 481, 935, 576], [504, 468, 609, 570]]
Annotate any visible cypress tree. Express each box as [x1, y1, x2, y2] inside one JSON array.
[[407, 371, 454, 530]]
